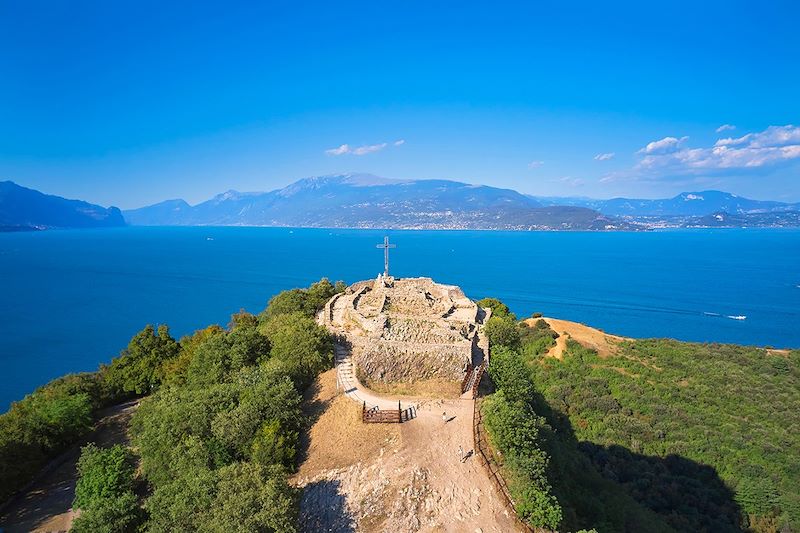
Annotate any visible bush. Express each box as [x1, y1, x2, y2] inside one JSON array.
[[0, 385, 93, 502], [259, 312, 333, 389], [484, 316, 521, 349], [262, 277, 344, 320], [71, 490, 143, 533], [207, 462, 298, 533], [74, 443, 136, 509], [482, 346, 562, 530], [104, 324, 180, 396], [72, 444, 142, 533], [476, 297, 516, 320]]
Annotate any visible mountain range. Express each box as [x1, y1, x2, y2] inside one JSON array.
[[535, 190, 800, 217], [123, 174, 628, 230], [0, 181, 125, 231], [2, 175, 799, 231]]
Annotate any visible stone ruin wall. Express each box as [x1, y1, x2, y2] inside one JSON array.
[[322, 276, 486, 385]]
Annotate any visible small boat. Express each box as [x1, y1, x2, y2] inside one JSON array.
[[727, 315, 747, 321]]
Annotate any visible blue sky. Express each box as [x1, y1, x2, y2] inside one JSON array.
[[1, 0, 799, 208]]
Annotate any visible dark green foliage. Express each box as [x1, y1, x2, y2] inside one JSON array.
[[74, 443, 136, 509], [476, 297, 516, 320], [72, 444, 143, 533], [143, 448, 217, 532], [484, 315, 521, 349], [518, 319, 558, 359], [183, 318, 271, 388], [207, 462, 298, 533], [71, 491, 143, 533], [0, 382, 93, 502], [160, 325, 224, 387], [129, 280, 336, 531], [528, 339, 800, 532], [259, 312, 334, 389], [484, 346, 562, 529], [105, 324, 180, 396], [250, 419, 298, 467], [262, 277, 344, 320]]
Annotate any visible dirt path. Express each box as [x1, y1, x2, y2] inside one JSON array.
[[536, 317, 628, 359], [294, 370, 522, 533], [0, 400, 139, 533]]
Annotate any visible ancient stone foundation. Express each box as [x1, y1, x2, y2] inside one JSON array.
[[320, 276, 489, 386]]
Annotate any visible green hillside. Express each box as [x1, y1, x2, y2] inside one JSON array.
[[480, 305, 800, 532]]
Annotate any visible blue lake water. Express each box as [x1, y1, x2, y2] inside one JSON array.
[[1, 226, 799, 410]]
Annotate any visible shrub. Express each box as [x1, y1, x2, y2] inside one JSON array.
[[476, 297, 516, 320], [74, 443, 136, 509], [484, 315, 521, 349]]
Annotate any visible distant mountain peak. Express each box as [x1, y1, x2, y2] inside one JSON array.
[[0, 181, 125, 230]]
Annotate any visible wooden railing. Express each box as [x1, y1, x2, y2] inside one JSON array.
[[461, 361, 487, 398], [361, 401, 413, 423], [461, 364, 474, 393], [472, 397, 537, 533]]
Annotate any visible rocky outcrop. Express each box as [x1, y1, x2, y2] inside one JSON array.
[[320, 277, 487, 385]]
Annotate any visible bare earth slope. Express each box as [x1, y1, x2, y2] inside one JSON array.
[[294, 369, 521, 533], [534, 317, 627, 359]]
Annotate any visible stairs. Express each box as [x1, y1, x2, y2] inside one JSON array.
[[334, 344, 356, 392]]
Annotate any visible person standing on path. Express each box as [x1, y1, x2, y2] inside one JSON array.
[[458, 445, 464, 462], [442, 412, 448, 424]]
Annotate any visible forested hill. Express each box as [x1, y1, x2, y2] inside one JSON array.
[[2, 286, 798, 532], [0, 181, 125, 231], [479, 306, 800, 533], [0, 279, 344, 531]]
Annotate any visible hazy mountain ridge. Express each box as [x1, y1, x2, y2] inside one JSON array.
[[534, 190, 800, 216], [0, 181, 125, 231], [124, 174, 800, 230], [124, 174, 629, 230], [5, 176, 798, 231]]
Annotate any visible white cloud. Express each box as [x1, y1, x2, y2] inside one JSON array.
[[639, 136, 689, 155], [527, 160, 544, 169], [632, 125, 800, 178], [716, 124, 736, 133], [351, 142, 387, 155], [594, 152, 615, 161], [325, 139, 404, 156], [557, 176, 585, 187], [325, 144, 351, 156]]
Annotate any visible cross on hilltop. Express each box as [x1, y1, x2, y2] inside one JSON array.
[[376, 236, 396, 277]]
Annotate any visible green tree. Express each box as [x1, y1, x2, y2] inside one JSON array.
[[249, 419, 298, 467], [261, 277, 345, 320], [74, 443, 136, 509], [207, 462, 298, 533], [484, 315, 521, 349], [160, 325, 224, 387], [259, 312, 333, 388], [70, 491, 143, 533], [477, 297, 516, 320], [105, 324, 180, 395]]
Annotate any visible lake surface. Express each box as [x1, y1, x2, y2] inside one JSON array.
[[1, 226, 798, 410]]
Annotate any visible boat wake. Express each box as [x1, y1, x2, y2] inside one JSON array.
[[704, 312, 746, 321]]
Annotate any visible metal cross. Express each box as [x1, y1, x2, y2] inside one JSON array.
[[376, 236, 396, 277]]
